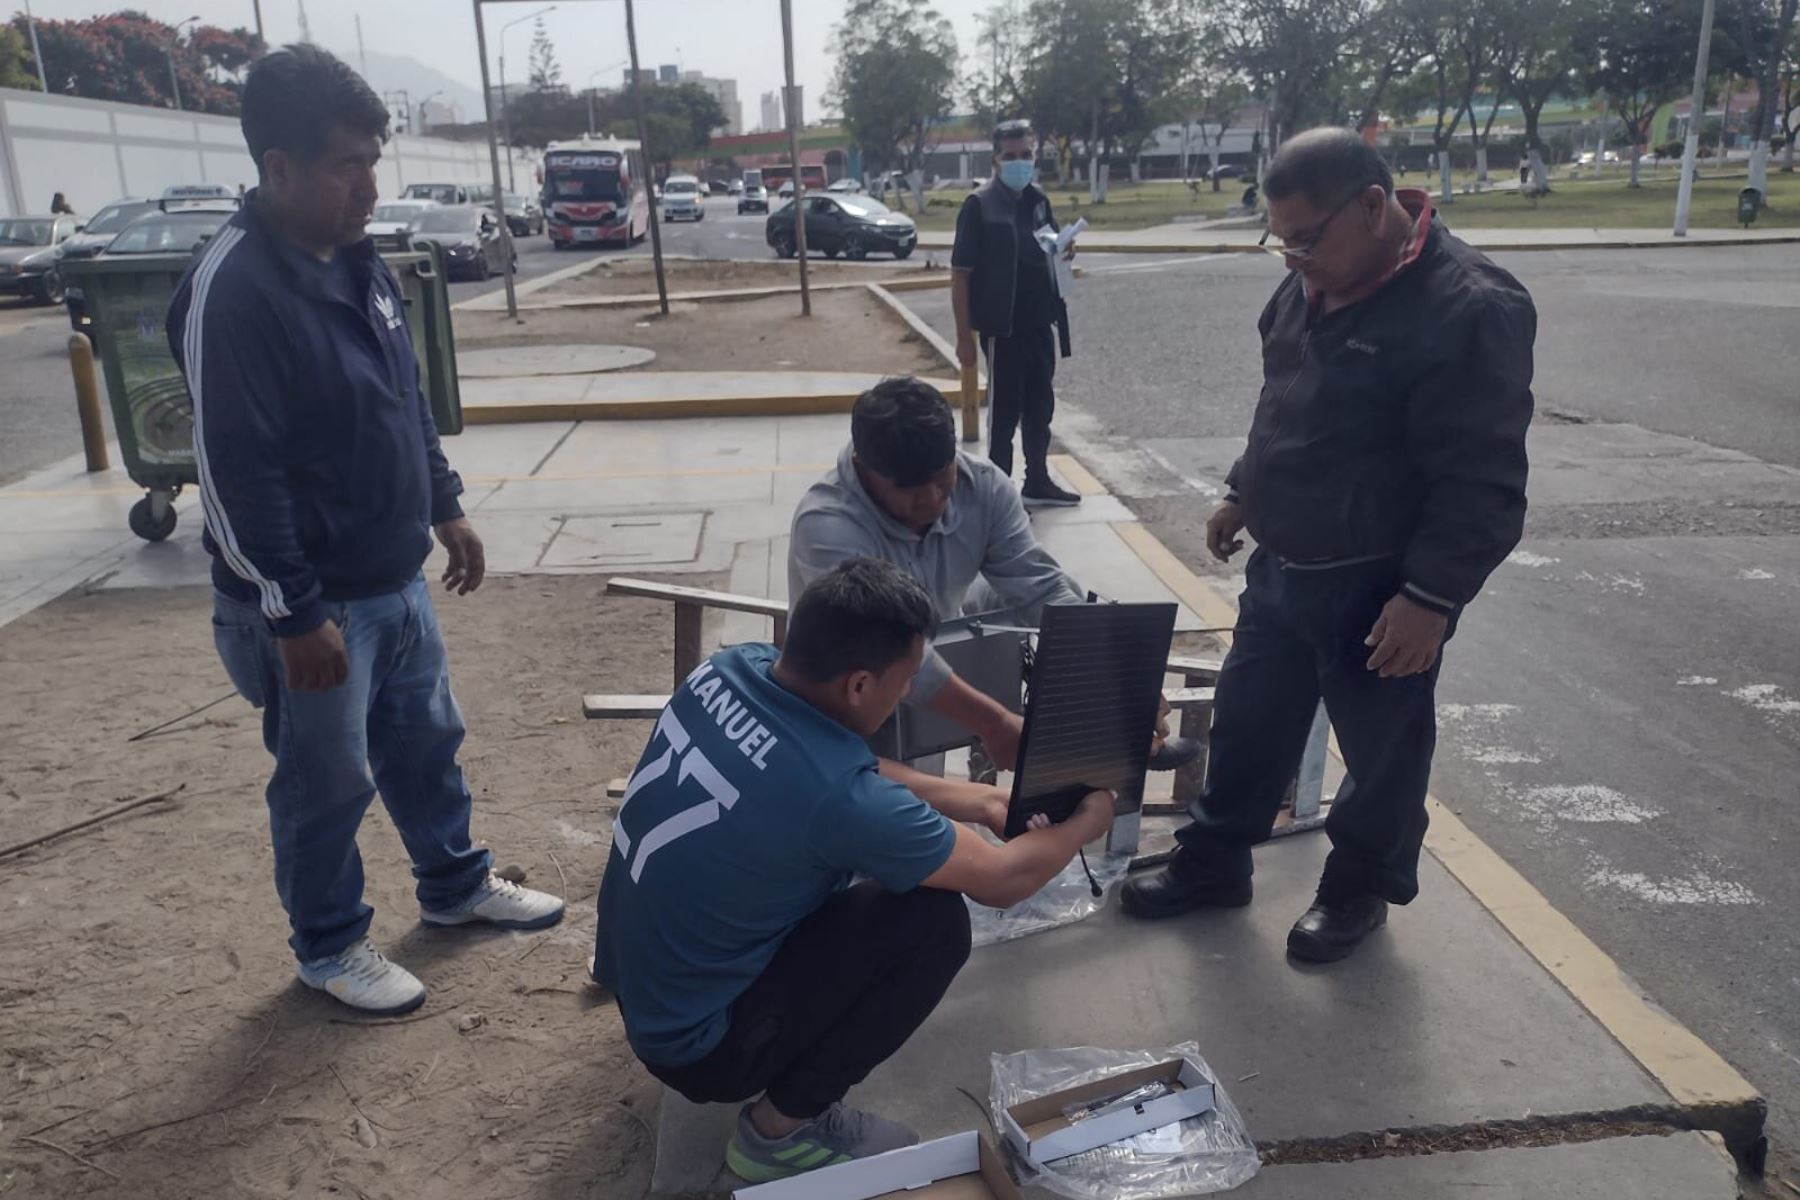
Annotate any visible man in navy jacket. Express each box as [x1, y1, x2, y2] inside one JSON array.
[[168, 45, 563, 1016]]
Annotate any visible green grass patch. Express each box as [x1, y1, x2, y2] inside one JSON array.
[[909, 178, 1244, 232], [1427, 169, 1800, 229]]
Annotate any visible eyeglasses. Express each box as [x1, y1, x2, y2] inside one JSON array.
[[1259, 191, 1361, 262]]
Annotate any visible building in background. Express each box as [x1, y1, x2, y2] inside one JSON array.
[[623, 67, 657, 87], [759, 91, 782, 133], [658, 64, 679, 83], [682, 71, 742, 136]]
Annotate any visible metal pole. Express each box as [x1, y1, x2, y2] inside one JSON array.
[[500, 50, 514, 193], [355, 15, 367, 76], [625, 0, 670, 315], [472, 0, 520, 321], [1674, 0, 1717, 236], [780, 0, 811, 314], [168, 49, 183, 111], [252, 0, 265, 44], [23, 0, 49, 93], [588, 88, 596, 137]]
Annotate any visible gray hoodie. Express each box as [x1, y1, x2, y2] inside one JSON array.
[[788, 444, 1085, 700]]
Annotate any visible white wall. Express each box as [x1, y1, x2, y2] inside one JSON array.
[[0, 88, 536, 218]]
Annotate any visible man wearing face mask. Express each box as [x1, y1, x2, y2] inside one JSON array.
[[951, 119, 1079, 507]]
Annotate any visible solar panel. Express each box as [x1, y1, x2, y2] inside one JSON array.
[[1004, 602, 1178, 838]]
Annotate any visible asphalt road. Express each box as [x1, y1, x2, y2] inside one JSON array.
[[910, 243, 1800, 1172]]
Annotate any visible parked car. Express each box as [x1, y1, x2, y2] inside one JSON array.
[[737, 182, 769, 214], [66, 205, 235, 340], [502, 192, 544, 236], [827, 177, 865, 194], [766, 193, 917, 260], [1575, 151, 1621, 166], [367, 199, 437, 253], [707, 179, 730, 196], [0, 214, 80, 305], [729, 179, 745, 197], [406, 205, 511, 281], [869, 171, 912, 199], [1207, 163, 1248, 181], [661, 174, 705, 222], [53, 197, 159, 268], [402, 182, 473, 205]]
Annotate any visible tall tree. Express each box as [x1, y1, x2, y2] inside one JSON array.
[[1497, 0, 1581, 192], [1577, 0, 1707, 186], [1720, 0, 1799, 190], [968, 1, 1027, 133], [591, 82, 727, 171], [830, 0, 959, 206], [527, 16, 563, 93], [1452, 0, 1514, 182], [1172, 64, 1251, 187], [1018, 0, 1115, 185], [1216, 0, 1385, 152], [1388, 0, 1474, 203], [11, 13, 245, 113], [0, 25, 38, 90]]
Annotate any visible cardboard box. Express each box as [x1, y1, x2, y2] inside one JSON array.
[[999, 1057, 1217, 1166], [732, 1131, 1023, 1200]]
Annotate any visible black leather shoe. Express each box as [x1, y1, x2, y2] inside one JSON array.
[[1287, 890, 1388, 963], [1146, 736, 1204, 772], [1120, 851, 1252, 919]]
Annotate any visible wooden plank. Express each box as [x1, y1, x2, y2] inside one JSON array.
[[1164, 686, 1215, 709], [606, 576, 786, 618], [582, 694, 671, 720], [1166, 654, 1223, 682], [960, 363, 982, 444], [673, 604, 703, 690]]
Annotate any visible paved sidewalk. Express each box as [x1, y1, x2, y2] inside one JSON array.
[[919, 222, 1800, 255]]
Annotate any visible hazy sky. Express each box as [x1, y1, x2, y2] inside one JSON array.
[[17, 0, 997, 123]]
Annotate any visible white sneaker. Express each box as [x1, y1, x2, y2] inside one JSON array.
[[297, 937, 427, 1015], [420, 871, 566, 931]]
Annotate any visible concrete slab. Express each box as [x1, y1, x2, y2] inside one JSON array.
[[541, 511, 708, 569], [651, 833, 1671, 1195], [548, 416, 783, 475], [1240, 1132, 1737, 1199], [449, 422, 580, 480], [457, 343, 655, 377], [477, 471, 774, 514]]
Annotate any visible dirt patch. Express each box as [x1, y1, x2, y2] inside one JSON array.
[[454, 287, 949, 378], [0, 577, 689, 1199], [1258, 1110, 1691, 1166], [551, 255, 947, 298]]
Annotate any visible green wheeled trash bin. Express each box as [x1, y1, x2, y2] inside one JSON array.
[[1738, 187, 1763, 228], [60, 243, 464, 541]]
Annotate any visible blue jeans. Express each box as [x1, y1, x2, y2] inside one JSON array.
[[212, 577, 493, 962]]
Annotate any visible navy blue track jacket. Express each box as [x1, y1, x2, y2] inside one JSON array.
[[167, 199, 465, 638]]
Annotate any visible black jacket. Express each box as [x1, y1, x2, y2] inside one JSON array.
[[952, 180, 1072, 355], [1227, 214, 1535, 612]]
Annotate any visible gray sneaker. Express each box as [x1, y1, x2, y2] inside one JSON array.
[[725, 1101, 919, 1182]]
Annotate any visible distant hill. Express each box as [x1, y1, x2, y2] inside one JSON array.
[[353, 50, 485, 129]]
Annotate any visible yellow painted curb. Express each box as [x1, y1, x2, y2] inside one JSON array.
[[1046, 452, 1106, 497], [1104, 508, 1763, 1145], [462, 379, 962, 425]]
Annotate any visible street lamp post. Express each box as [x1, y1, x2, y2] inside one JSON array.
[[252, 0, 264, 44], [624, 0, 669, 316], [22, 0, 49, 93], [498, 4, 556, 193], [1673, 0, 1718, 236], [779, 0, 810, 315], [586, 61, 627, 138], [167, 16, 201, 112]]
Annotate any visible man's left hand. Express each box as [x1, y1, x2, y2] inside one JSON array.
[[435, 517, 486, 596], [1364, 593, 1448, 678], [1150, 693, 1172, 754]]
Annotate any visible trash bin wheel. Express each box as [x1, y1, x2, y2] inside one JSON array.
[[129, 496, 177, 542]]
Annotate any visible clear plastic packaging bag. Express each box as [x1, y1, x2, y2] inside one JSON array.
[[967, 850, 1133, 948], [990, 1043, 1260, 1198]]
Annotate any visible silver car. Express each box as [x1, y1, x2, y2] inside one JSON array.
[[661, 174, 705, 222]]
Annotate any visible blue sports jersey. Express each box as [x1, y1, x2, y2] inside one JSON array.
[[593, 643, 958, 1068]]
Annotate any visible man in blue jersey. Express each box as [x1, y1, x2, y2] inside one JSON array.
[[594, 559, 1113, 1182], [167, 46, 563, 1017]]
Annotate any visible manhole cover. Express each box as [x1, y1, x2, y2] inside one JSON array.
[[459, 344, 656, 378], [540, 512, 705, 568]]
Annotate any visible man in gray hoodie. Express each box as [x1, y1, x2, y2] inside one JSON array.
[[788, 377, 1196, 774]]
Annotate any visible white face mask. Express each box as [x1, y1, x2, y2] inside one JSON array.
[[998, 160, 1035, 190]]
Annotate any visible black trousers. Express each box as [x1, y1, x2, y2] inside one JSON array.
[[644, 882, 971, 1119], [982, 324, 1057, 482], [1175, 550, 1457, 904]]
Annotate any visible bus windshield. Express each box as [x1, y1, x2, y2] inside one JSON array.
[[545, 152, 627, 204]]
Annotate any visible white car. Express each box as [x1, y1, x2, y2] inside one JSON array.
[[662, 174, 704, 222], [827, 178, 864, 194], [1575, 151, 1621, 166], [367, 199, 437, 253]]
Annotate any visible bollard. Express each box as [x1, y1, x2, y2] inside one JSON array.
[[68, 334, 110, 473], [960, 362, 981, 444]]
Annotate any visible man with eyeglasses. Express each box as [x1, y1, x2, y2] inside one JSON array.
[[1123, 128, 1536, 964], [951, 119, 1081, 507]]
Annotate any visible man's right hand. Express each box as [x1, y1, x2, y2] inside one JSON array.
[[978, 709, 1024, 772], [279, 620, 349, 692], [956, 331, 978, 371], [1206, 500, 1246, 562], [1070, 789, 1117, 841]]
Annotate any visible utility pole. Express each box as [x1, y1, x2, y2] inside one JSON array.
[[472, 0, 520, 321], [22, 0, 49, 93], [1673, 0, 1717, 236], [625, 0, 670, 315], [780, 0, 810, 314], [252, 0, 265, 45], [355, 15, 367, 76]]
